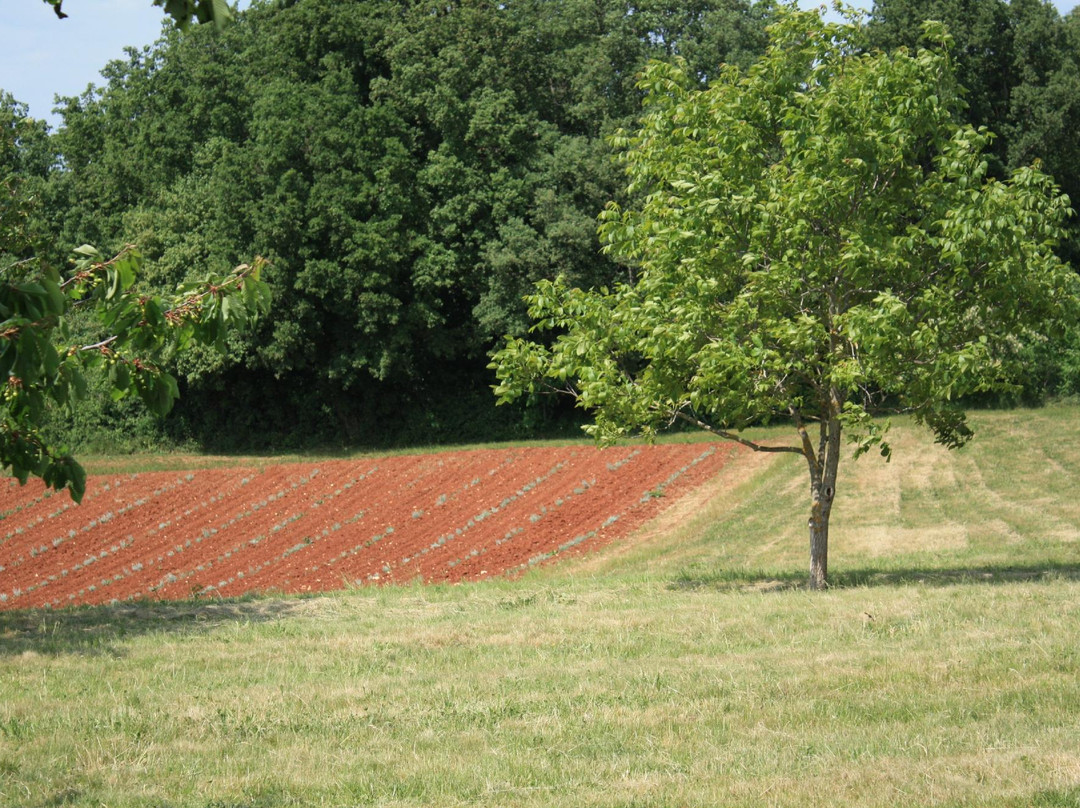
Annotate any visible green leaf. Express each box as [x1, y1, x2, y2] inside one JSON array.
[[108, 362, 131, 399]]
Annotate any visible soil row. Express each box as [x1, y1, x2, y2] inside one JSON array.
[[0, 442, 741, 610]]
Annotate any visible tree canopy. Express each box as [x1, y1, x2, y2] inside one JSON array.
[[492, 5, 1080, 588], [42, 0, 231, 28], [1, 97, 270, 501], [32, 0, 769, 449], [869, 0, 1080, 263], [7, 0, 1080, 461]]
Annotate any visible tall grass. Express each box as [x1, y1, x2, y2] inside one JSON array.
[[1, 405, 1078, 807]]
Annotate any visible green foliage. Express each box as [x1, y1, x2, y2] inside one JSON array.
[[869, 0, 1080, 264], [42, 0, 231, 28], [493, 5, 1080, 586], [41, 0, 769, 449], [20, 0, 1080, 458], [0, 245, 270, 501], [1, 115, 270, 499]]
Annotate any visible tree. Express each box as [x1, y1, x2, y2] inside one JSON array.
[[1, 119, 270, 502], [44, 0, 769, 449], [491, 5, 1080, 589], [42, 0, 230, 28], [1, 0, 268, 500], [869, 0, 1080, 264]]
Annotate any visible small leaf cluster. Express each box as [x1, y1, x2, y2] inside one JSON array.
[[1, 225, 270, 501], [42, 0, 230, 29]]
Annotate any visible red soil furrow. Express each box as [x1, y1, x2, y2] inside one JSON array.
[[0, 474, 146, 565], [0, 469, 237, 579], [4, 468, 288, 609], [0, 475, 120, 525], [0, 441, 745, 610], [412, 445, 682, 581], [327, 450, 550, 579], [449, 445, 730, 579], [377, 446, 642, 585], [223, 451, 523, 595], [149, 454, 496, 600], [0, 479, 63, 524], [0, 477, 47, 505], [317, 447, 574, 587], [13, 465, 339, 609], [89, 466, 317, 606], [0, 474, 229, 609], [194, 456, 452, 598], [135, 464, 349, 602], [210, 463, 386, 595], [85, 466, 313, 608]]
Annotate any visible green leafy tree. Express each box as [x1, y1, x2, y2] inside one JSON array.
[[1, 122, 270, 501], [492, 6, 1079, 589], [3, 4, 266, 498], [0, 240, 270, 501], [869, 0, 1080, 264], [45, 0, 769, 448]]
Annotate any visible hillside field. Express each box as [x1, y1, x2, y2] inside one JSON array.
[[0, 442, 735, 610], [0, 405, 1078, 807]]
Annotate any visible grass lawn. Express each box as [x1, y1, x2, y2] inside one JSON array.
[[1, 405, 1078, 807]]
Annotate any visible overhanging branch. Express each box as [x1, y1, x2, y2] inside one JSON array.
[[673, 411, 804, 454]]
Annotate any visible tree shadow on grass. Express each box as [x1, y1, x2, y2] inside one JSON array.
[[669, 560, 1080, 593], [0, 595, 304, 658]]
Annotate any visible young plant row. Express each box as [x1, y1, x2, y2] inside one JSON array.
[[0, 444, 732, 607], [0, 473, 213, 606]]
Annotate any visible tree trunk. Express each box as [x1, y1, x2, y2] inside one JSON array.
[[803, 410, 842, 591], [808, 494, 831, 590]]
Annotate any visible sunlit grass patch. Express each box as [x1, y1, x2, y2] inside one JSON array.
[[2, 576, 1079, 806]]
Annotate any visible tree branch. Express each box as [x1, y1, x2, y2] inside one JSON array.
[[78, 335, 119, 352], [673, 410, 803, 454]]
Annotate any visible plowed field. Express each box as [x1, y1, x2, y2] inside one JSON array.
[[0, 442, 741, 610]]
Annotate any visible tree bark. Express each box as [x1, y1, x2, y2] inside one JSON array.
[[797, 403, 842, 590], [808, 492, 831, 590]]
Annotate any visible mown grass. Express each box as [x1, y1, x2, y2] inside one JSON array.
[[2, 405, 1079, 807]]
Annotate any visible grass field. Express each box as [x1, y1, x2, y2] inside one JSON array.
[[1, 406, 1079, 807]]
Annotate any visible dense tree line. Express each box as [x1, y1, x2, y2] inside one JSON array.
[[1, 88, 269, 497], [17, 0, 770, 449], [871, 0, 1080, 252], [4, 0, 1080, 453]]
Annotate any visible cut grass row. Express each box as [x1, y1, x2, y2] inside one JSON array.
[[1, 405, 1078, 807]]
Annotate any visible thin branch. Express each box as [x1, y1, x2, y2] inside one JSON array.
[[163, 268, 256, 322], [790, 405, 816, 455], [3, 256, 39, 273], [817, 417, 828, 474], [59, 246, 136, 289], [78, 335, 119, 352], [673, 411, 804, 454]]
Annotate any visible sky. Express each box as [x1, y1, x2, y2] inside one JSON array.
[[0, 0, 251, 128], [2, 0, 1079, 129]]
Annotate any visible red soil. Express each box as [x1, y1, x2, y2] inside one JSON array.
[[0, 442, 743, 610]]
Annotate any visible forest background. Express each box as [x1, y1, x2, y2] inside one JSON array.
[[4, 0, 1080, 455]]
